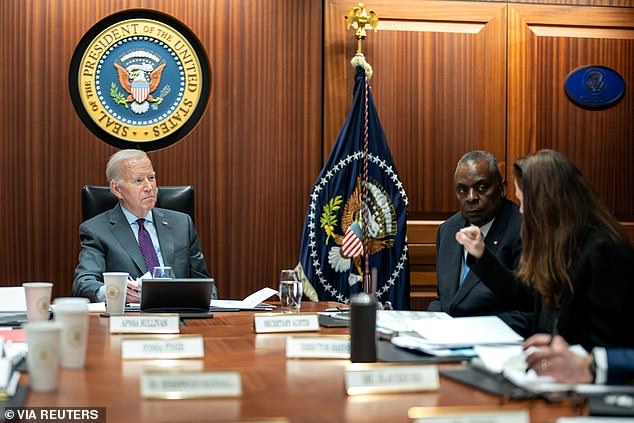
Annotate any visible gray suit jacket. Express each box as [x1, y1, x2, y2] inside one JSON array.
[[72, 204, 210, 302], [427, 199, 532, 336]]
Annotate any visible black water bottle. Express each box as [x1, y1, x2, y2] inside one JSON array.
[[350, 292, 377, 363]]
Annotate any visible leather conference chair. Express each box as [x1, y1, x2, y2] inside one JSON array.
[[81, 185, 195, 223]]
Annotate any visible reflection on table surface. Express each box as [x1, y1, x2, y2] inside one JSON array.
[[24, 302, 584, 423]]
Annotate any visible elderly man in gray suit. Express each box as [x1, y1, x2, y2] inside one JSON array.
[[72, 149, 210, 303]]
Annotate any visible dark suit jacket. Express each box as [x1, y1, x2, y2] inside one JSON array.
[[427, 199, 532, 335], [72, 204, 210, 302], [469, 226, 634, 350], [606, 348, 634, 385]]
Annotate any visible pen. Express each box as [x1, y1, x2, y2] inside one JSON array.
[[324, 307, 350, 313], [548, 314, 560, 345]]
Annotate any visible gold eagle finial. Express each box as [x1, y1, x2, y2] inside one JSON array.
[[345, 3, 378, 55]]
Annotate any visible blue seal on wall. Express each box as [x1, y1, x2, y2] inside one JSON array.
[[564, 65, 625, 110], [69, 10, 211, 151]]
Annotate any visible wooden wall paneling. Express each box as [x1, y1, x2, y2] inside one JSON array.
[[0, 0, 323, 301], [325, 0, 508, 218], [507, 4, 634, 221], [326, 1, 508, 308], [407, 220, 442, 310]]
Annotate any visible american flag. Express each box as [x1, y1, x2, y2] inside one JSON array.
[[341, 222, 363, 258]]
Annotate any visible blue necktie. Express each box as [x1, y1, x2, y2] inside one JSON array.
[[460, 261, 470, 285], [137, 218, 160, 272]]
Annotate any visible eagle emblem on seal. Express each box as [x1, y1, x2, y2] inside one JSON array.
[[110, 50, 169, 114], [322, 176, 396, 287]]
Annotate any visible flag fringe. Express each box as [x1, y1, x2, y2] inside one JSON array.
[[295, 262, 319, 302], [351, 53, 373, 80]]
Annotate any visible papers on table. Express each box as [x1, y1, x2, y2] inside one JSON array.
[[472, 345, 524, 374], [501, 347, 634, 395], [391, 335, 478, 358], [1, 334, 27, 398], [210, 287, 278, 310], [0, 287, 26, 313], [376, 313, 520, 359], [471, 343, 634, 396], [411, 316, 523, 348], [377, 310, 451, 334]]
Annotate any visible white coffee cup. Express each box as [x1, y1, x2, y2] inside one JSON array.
[[103, 272, 128, 315], [24, 321, 63, 392], [22, 282, 53, 321], [53, 297, 90, 369]]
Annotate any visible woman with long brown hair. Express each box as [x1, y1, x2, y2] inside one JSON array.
[[457, 149, 634, 350]]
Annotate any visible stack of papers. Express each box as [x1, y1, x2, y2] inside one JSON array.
[[0, 287, 26, 313], [0, 333, 27, 399], [377, 310, 451, 334], [210, 287, 278, 311], [411, 316, 524, 348], [376, 314, 522, 359]]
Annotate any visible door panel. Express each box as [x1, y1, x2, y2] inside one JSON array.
[[325, 0, 508, 218], [508, 4, 634, 219]]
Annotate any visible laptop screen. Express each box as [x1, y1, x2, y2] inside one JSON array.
[[140, 278, 215, 313]]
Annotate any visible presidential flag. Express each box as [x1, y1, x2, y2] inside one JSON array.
[[296, 64, 409, 310]]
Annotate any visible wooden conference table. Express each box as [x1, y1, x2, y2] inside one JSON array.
[[24, 302, 584, 422]]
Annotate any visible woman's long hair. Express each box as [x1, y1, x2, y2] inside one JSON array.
[[514, 149, 628, 308]]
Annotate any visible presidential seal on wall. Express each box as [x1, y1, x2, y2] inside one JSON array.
[[69, 10, 211, 150]]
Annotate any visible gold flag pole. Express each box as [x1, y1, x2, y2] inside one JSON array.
[[346, 3, 378, 79], [346, 3, 379, 296], [345, 2, 379, 55]]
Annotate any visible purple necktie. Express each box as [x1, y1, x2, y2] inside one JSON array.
[[137, 218, 160, 272]]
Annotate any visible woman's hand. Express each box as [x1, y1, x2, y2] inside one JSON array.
[[523, 334, 593, 384]]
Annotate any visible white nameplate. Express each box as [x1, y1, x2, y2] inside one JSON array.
[[408, 406, 529, 423], [286, 336, 350, 359], [141, 370, 242, 399], [254, 313, 320, 333], [121, 335, 204, 359], [110, 314, 180, 334], [345, 363, 439, 395]]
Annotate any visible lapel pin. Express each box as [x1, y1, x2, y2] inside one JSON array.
[[162, 221, 168, 225], [493, 240, 498, 245]]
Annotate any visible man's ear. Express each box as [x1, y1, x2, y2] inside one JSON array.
[[500, 179, 507, 198], [110, 180, 124, 200]]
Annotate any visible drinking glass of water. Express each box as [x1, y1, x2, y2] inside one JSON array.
[[278, 269, 302, 313]]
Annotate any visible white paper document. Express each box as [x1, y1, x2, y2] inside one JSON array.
[[502, 349, 634, 395], [391, 335, 477, 358], [210, 287, 277, 310], [412, 315, 523, 347], [0, 287, 26, 313], [376, 310, 451, 334], [472, 345, 524, 374]]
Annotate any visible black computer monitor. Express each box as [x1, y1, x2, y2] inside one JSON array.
[[140, 278, 215, 314]]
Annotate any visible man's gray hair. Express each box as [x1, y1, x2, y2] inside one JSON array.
[[106, 149, 149, 183], [455, 150, 503, 183]]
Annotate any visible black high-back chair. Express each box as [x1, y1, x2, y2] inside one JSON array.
[[81, 185, 195, 223]]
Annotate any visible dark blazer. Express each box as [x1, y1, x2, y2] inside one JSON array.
[[72, 203, 210, 302], [469, 226, 634, 350], [606, 348, 634, 385], [428, 199, 532, 335]]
